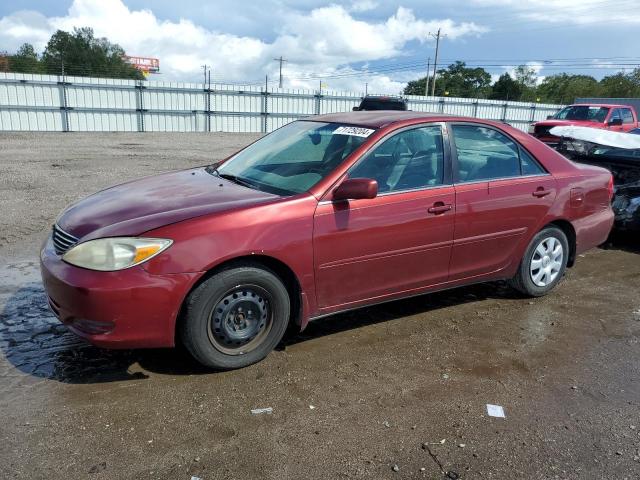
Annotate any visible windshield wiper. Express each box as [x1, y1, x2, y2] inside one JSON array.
[[211, 169, 258, 190]]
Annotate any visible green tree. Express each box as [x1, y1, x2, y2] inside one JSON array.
[[404, 61, 491, 98], [404, 75, 433, 96], [512, 65, 539, 101], [489, 73, 522, 101], [537, 73, 600, 104], [42, 27, 143, 79], [599, 71, 640, 98], [9, 43, 43, 74]]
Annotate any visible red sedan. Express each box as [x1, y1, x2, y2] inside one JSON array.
[[41, 112, 614, 369]]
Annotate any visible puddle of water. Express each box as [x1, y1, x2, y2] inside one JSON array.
[[0, 261, 138, 384]]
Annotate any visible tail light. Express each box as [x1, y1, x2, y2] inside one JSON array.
[[607, 175, 614, 201]]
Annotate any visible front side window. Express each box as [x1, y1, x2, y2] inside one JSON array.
[[452, 125, 545, 182], [609, 109, 622, 122], [214, 121, 372, 195], [349, 125, 445, 193]]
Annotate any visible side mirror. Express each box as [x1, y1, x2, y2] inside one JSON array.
[[352, 106, 361, 111], [608, 118, 623, 126], [333, 178, 378, 201], [546, 115, 554, 120]]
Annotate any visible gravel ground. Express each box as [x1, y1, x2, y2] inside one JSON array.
[[0, 132, 260, 261], [1, 133, 639, 479]]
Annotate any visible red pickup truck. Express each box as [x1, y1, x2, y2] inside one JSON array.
[[529, 103, 640, 146]]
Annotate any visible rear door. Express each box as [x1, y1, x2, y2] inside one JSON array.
[[620, 108, 636, 132], [313, 124, 455, 309], [448, 123, 556, 281]]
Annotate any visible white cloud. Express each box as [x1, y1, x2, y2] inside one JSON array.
[[349, 0, 378, 13], [470, 0, 640, 25], [0, 0, 487, 91]]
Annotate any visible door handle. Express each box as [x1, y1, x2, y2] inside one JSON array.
[[427, 202, 452, 214], [532, 188, 552, 198]]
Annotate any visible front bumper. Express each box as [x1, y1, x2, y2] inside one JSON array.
[[40, 236, 201, 349]]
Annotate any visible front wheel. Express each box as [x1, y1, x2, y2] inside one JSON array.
[[509, 226, 569, 297], [180, 265, 290, 370]]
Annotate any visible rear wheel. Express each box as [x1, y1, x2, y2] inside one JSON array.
[[180, 265, 290, 370], [509, 226, 569, 297]]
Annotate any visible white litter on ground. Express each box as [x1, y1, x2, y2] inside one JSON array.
[[251, 407, 273, 415], [486, 404, 506, 418]]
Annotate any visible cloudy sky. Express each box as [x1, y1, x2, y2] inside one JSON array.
[[1, 0, 639, 93]]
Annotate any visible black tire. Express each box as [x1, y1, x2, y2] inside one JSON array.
[[509, 226, 569, 297], [180, 265, 290, 370]]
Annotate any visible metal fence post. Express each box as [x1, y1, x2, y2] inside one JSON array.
[[57, 76, 70, 132], [439, 97, 445, 113], [473, 100, 479, 118], [315, 90, 322, 115], [529, 103, 537, 123], [502, 102, 509, 122], [135, 81, 145, 132], [204, 84, 211, 133], [262, 83, 268, 133]]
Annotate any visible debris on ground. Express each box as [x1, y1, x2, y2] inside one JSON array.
[[250, 407, 273, 415], [383, 421, 391, 427], [486, 404, 506, 418], [392, 464, 399, 472], [446, 471, 460, 479]]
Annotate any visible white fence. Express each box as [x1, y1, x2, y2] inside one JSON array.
[[0, 72, 563, 133]]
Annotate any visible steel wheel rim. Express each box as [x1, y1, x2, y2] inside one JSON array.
[[207, 285, 273, 355], [530, 236, 563, 287]]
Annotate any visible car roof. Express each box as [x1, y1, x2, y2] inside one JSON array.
[[570, 103, 631, 108], [309, 111, 455, 128]]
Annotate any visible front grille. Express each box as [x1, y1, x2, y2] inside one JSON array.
[[52, 224, 79, 256], [534, 125, 553, 137]]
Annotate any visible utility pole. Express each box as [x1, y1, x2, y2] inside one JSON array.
[[273, 56, 287, 88], [201, 64, 209, 87], [429, 29, 445, 97], [425, 57, 430, 97], [365, 82, 368, 96]]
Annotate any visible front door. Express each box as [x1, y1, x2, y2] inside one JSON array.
[[449, 123, 556, 281], [313, 124, 455, 310]]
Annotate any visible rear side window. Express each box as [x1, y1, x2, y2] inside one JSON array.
[[451, 125, 545, 182], [621, 108, 634, 124], [520, 148, 545, 175]]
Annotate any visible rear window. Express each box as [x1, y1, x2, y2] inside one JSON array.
[[359, 98, 407, 111]]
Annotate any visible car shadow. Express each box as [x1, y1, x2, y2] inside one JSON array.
[[0, 279, 520, 384], [600, 231, 640, 255]]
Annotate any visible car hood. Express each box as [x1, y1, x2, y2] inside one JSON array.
[[57, 167, 279, 240], [535, 119, 603, 129]]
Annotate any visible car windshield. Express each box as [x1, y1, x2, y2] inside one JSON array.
[[212, 121, 373, 195], [554, 106, 609, 122]]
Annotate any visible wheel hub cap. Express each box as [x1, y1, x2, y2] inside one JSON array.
[[530, 236, 564, 287]]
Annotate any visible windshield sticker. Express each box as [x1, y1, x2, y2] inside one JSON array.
[[333, 126, 375, 137]]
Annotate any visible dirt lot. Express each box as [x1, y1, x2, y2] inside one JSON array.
[[1, 133, 639, 479]]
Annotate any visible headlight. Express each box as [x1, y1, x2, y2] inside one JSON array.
[[62, 237, 172, 271]]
